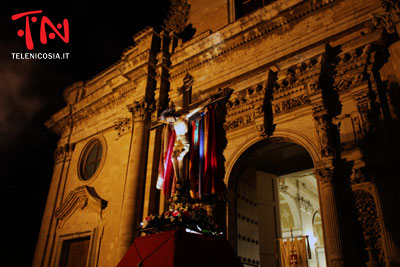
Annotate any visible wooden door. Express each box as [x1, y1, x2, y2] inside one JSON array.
[[236, 169, 280, 267], [59, 237, 90, 267], [237, 168, 261, 266], [256, 171, 280, 267]]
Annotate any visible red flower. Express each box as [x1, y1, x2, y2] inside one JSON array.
[[172, 210, 180, 217]]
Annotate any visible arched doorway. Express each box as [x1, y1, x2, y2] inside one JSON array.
[[228, 140, 326, 267]]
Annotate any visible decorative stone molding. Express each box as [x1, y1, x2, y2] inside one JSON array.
[[114, 118, 132, 137], [275, 56, 324, 97], [163, 0, 191, 34], [54, 186, 108, 228], [54, 143, 75, 163], [372, 0, 400, 33], [127, 98, 154, 122], [333, 44, 372, 93], [354, 92, 379, 137], [353, 189, 384, 265], [169, 0, 337, 78], [273, 94, 311, 115], [224, 83, 266, 132], [314, 114, 337, 157], [270, 55, 324, 116]]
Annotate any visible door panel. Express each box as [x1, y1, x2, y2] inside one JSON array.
[[59, 237, 90, 267], [257, 171, 280, 267], [237, 168, 260, 266]]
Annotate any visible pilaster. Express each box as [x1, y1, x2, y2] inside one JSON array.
[[115, 98, 152, 263]]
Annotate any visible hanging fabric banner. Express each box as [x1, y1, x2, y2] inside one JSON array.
[[157, 103, 224, 199], [203, 106, 219, 195], [156, 125, 170, 190], [189, 119, 200, 198], [278, 236, 310, 267], [198, 114, 205, 198], [157, 125, 176, 197]]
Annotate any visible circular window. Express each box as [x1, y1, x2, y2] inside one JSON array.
[[79, 139, 103, 181]]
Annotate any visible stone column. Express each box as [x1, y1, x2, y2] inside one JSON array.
[[315, 167, 345, 267], [116, 98, 151, 262]]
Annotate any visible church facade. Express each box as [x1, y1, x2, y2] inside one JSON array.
[[33, 0, 400, 266]]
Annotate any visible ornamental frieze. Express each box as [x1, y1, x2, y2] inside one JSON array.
[[273, 56, 323, 100], [273, 94, 311, 115], [333, 44, 372, 93], [169, 0, 337, 79], [224, 83, 265, 132]]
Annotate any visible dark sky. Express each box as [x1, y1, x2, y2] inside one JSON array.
[[0, 2, 169, 265]]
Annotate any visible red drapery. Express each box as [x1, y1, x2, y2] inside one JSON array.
[[158, 105, 223, 198], [158, 126, 176, 198]]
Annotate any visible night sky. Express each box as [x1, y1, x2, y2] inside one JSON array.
[[0, 2, 169, 265]]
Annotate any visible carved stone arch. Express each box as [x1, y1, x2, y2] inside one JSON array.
[[54, 186, 108, 229], [225, 128, 320, 187]]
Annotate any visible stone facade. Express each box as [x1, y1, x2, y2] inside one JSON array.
[[34, 0, 400, 266]]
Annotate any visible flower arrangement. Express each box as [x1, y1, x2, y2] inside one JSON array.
[[139, 202, 220, 236]]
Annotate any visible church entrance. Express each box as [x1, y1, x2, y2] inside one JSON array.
[[229, 141, 326, 267]]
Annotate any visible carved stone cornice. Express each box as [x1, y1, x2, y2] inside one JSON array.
[[169, 0, 337, 78], [46, 115, 73, 136], [127, 98, 154, 122], [46, 81, 136, 136], [46, 29, 161, 136], [54, 186, 107, 228]]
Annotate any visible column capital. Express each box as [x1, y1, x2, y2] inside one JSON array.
[[127, 98, 154, 122], [314, 167, 335, 185], [54, 143, 75, 163]]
